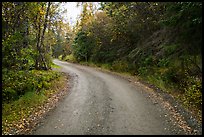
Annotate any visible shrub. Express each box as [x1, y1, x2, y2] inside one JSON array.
[[138, 66, 149, 76], [157, 58, 170, 67], [162, 68, 178, 82], [2, 70, 61, 103], [112, 60, 129, 72], [64, 54, 77, 63], [183, 76, 202, 109], [142, 56, 154, 66], [58, 55, 63, 60]]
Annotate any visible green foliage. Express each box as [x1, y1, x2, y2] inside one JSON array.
[[112, 60, 129, 72], [100, 63, 112, 70], [138, 67, 149, 76], [163, 44, 178, 56], [162, 68, 179, 84], [2, 2, 66, 71], [183, 75, 202, 109], [161, 2, 202, 54], [58, 55, 63, 60], [2, 74, 67, 135], [140, 56, 154, 67], [146, 74, 167, 92], [53, 44, 64, 58], [2, 70, 61, 103], [2, 91, 47, 125], [64, 54, 78, 63], [51, 62, 61, 68], [157, 58, 170, 67], [72, 31, 95, 62], [2, 32, 24, 69], [162, 2, 202, 27], [185, 84, 202, 107]]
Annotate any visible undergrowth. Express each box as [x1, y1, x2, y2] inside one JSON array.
[[2, 69, 67, 135]]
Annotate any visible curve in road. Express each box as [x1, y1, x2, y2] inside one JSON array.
[[32, 59, 184, 135]]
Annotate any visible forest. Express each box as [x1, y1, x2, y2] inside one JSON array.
[[2, 2, 202, 135]]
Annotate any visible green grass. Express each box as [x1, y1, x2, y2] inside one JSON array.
[[51, 62, 61, 68], [64, 54, 78, 63], [2, 91, 47, 124], [146, 72, 177, 92], [2, 70, 61, 102], [2, 69, 67, 134]]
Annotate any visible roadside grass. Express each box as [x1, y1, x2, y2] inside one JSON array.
[[2, 91, 47, 127], [144, 75, 174, 93], [2, 70, 67, 135], [2, 70, 61, 102], [51, 62, 61, 68], [63, 54, 78, 63]]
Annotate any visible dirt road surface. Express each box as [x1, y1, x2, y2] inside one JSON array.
[[32, 59, 187, 135]]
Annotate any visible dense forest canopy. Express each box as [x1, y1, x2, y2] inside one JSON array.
[[2, 2, 72, 71], [2, 2, 202, 112]]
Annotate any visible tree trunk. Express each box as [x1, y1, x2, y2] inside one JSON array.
[[35, 2, 51, 70], [35, 13, 42, 70], [39, 2, 51, 70]]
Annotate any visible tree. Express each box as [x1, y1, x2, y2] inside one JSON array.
[[2, 2, 65, 70]]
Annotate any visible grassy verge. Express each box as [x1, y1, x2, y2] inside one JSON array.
[[140, 72, 202, 122], [51, 61, 61, 69], [2, 69, 67, 135]]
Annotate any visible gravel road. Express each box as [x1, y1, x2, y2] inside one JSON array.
[[32, 59, 188, 135]]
